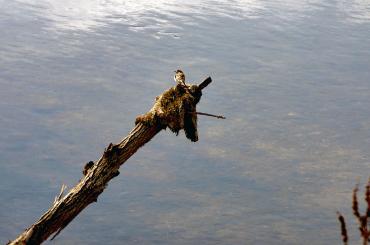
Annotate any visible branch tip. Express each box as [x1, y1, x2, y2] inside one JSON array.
[[198, 77, 212, 90], [195, 111, 226, 119]]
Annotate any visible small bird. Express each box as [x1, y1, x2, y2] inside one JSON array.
[[174, 69, 186, 86]]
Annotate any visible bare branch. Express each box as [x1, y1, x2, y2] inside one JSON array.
[[366, 178, 370, 218], [53, 184, 67, 205], [9, 76, 217, 244], [198, 77, 212, 90], [353, 183, 361, 219], [337, 211, 349, 245], [195, 111, 226, 119]]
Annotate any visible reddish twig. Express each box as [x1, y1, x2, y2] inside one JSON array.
[[338, 180, 370, 245], [337, 211, 348, 245]]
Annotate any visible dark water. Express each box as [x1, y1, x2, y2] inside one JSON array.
[[1, 0, 369, 244]]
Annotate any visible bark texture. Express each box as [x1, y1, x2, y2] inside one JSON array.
[[9, 77, 212, 244]]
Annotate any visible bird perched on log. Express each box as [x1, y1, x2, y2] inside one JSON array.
[[174, 69, 186, 86], [135, 73, 224, 143], [136, 72, 200, 142]]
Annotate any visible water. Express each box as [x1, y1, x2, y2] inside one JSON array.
[[0, 0, 369, 244]]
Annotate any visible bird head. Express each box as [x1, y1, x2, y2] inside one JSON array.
[[174, 69, 185, 83]]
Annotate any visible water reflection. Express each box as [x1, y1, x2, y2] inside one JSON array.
[[12, 0, 264, 33], [339, 0, 370, 23], [6, 0, 370, 35], [6, 0, 370, 32], [1, 0, 370, 244]]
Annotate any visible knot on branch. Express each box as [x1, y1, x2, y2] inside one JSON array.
[[103, 143, 122, 166], [83, 161, 95, 176], [135, 83, 202, 142]]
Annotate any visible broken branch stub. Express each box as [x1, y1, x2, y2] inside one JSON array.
[[9, 77, 212, 244]]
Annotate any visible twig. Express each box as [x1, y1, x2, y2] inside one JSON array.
[[53, 184, 67, 205], [366, 179, 370, 242], [353, 184, 361, 219], [337, 211, 349, 245], [352, 182, 369, 245], [337, 179, 370, 245], [365, 178, 370, 218], [194, 112, 226, 119]]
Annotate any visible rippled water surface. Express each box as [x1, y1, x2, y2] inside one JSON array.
[[1, 0, 369, 244]]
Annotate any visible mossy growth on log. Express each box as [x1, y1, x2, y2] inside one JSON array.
[[135, 83, 202, 142]]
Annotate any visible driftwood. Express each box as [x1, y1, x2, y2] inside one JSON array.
[[9, 77, 220, 244]]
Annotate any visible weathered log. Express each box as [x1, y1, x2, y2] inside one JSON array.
[[9, 77, 213, 244]]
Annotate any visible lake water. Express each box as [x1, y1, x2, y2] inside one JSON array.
[[0, 0, 369, 244]]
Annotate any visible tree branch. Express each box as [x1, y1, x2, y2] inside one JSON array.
[[9, 77, 213, 244]]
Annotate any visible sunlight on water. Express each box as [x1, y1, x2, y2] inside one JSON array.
[[0, 0, 369, 244], [6, 0, 370, 34], [339, 0, 370, 23], [12, 0, 264, 32]]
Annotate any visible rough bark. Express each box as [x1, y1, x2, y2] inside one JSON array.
[[9, 77, 212, 245]]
